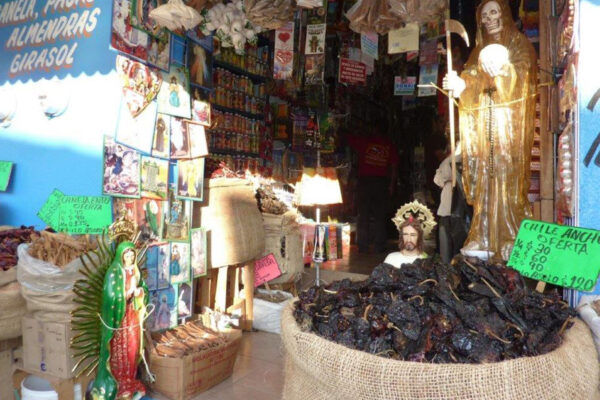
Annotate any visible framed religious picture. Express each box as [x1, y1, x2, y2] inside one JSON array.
[[102, 136, 141, 198], [146, 290, 160, 331], [169, 242, 190, 284], [187, 120, 208, 158], [144, 245, 159, 291], [157, 64, 191, 118], [115, 99, 158, 155], [191, 87, 211, 126], [191, 227, 207, 278], [156, 243, 171, 289], [141, 156, 169, 200], [188, 42, 213, 89], [177, 281, 193, 320], [169, 117, 190, 159], [151, 112, 171, 159], [161, 187, 191, 242], [116, 55, 162, 119], [113, 198, 163, 245], [147, 31, 171, 72], [129, 0, 163, 37], [176, 158, 205, 201], [153, 285, 178, 331], [111, 0, 149, 62]]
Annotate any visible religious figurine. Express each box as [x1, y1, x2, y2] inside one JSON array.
[[71, 219, 150, 400], [444, 0, 537, 260], [385, 201, 436, 268]]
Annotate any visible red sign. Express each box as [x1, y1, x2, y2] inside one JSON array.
[[254, 253, 282, 287], [338, 58, 367, 86]]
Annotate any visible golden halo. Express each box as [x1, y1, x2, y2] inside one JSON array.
[[391, 200, 437, 237]]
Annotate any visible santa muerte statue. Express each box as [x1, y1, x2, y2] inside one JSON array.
[[71, 216, 151, 400]]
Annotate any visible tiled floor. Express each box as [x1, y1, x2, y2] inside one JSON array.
[[150, 247, 386, 400]]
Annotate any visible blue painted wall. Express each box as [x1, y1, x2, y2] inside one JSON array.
[[0, 1, 118, 227]]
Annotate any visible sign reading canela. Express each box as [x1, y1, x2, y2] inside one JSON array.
[[508, 219, 600, 291]]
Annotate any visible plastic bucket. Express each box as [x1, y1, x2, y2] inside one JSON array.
[[21, 375, 58, 400]]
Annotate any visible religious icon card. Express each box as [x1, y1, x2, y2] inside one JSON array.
[[177, 281, 193, 320], [152, 112, 171, 159], [116, 55, 162, 119], [191, 227, 207, 278], [129, 0, 163, 38], [111, 0, 149, 62], [115, 99, 157, 155], [102, 136, 141, 198], [157, 64, 191, 118], [169, 117, 191, 159], [188, 42, 213, 89], [144, 245, 159, 291], [153, 285, 178, 331], [141, 156, 169, 200], [156, 243, 171, 289], [187, 121, 208, 158], [169, 242, 190, 284], [161, 187, 191, 242], [147, 31, 171, 72], [113, 198, 163, 245], [176, 158, 205, 201], [191, 86, 211, 126]]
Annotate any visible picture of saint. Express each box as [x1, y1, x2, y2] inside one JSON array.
[[161, 187, 191, 242], [170, 117, 191, 159], [188, 42, 213, 89], [147, 32, 171, 71], [191, 88, 211, 126], [141, 156, 169, 199], [170, 242, 190, 284], [111, 0, 149, 61], [178, 282, 193, 319], [156, 243, 170, 289], [152, 113, 170, 158], [103, 136, 141, 198], [154, 285, 177, 330], [176, 158, 205, 201], [157, 64, 191, 118], [187, 121, 208, 158], [191, 228, 207, 277]]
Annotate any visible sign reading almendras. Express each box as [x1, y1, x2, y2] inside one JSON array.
[[0, 0, 112, 82]]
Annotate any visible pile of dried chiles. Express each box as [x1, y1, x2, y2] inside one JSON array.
[[0, 226, 39, 271], [294, 257, 576, 363]]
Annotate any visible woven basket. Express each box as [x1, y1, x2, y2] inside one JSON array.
[[281, 301, 600, 400], [195, 178, 265, 269]]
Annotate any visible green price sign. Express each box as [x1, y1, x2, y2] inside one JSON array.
[[37, 190, 112, 234], [508, 219, 600, 291], [0, 161, 13, 191]]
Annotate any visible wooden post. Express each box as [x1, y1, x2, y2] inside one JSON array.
[[242, 260, 255, 331], [215, 266, 229, 312]]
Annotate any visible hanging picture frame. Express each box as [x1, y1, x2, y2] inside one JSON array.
[[169, 242, 191, 284], [177, 281, 193, 320], [102, 136, 141, 198], [130, 0, 163, 38], [113, 198, 164, 245], [187, 121, 208, 158], [188, 41, 213, 90], [191, 87, 211, 126], [111, 0, 149, 62], [141, 156, 169, 200], [176, 158, 205, 201], [147, 31, 172, 72], [191, 227, 207, 278], [152, 284, 178, 331], [116, 55, 162, 118], [157, 64, 192, 118], [161, 187, 191, 242], [115, 99, 158, 155], [169, 117, 191, 159], [156, 243, 171, 289], [152, 112, 171, 159]]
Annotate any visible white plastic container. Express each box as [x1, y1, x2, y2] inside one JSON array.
[[21, 375, 58, 400]]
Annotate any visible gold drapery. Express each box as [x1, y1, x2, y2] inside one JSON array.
[[458, 0, 537, 260]]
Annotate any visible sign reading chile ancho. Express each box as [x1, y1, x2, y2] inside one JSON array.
[[508, 219, 600, 291], [338, 58, 366, 86]]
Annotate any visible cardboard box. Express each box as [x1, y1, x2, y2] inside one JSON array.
[[149, 329, 242, 400], [22, 316, 78, 379], [13, 368, 93, 400]]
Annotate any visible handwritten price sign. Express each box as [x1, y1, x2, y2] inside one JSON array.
[[254, 253, 282, 288], [508, 219, 600, 291]]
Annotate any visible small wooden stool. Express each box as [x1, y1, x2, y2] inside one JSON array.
[[195, 260, 255, 331]]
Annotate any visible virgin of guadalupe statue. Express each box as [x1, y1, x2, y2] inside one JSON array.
[[71, 221, 151, 400], [444, 0, 537, 260]]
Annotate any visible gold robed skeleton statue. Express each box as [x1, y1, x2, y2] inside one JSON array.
[[444, 0, 537, 260]]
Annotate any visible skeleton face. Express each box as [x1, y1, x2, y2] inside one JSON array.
[[481, 1, 503, 36]]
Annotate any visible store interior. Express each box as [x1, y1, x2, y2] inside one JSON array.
[[2, 0, 600, 399]]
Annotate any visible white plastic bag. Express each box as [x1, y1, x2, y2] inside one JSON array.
[[252, 289, 293, 334], [577, 295, 600, 359]]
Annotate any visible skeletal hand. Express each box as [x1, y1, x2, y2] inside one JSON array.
[[442, 71, 466, 98], [478, 44, 509, 78]]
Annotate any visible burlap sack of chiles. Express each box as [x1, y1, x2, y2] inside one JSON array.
[[281, 301, 600, 400]]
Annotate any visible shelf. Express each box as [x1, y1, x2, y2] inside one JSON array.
[[209, 149, 260, 157], [214, 60, 267, 82], [212, 104, 264, 120]]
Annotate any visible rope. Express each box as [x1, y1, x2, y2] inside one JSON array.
[[97, 303, 156, 331], [420, 82, 538, 111]]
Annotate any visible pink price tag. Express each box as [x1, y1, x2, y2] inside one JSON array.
[[254, 253, 282, 288]]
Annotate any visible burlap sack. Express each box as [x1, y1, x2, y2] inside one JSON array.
[[262, 212, 303, 285], [281, 301, 600, 400], [0, 282, 27, 340], [195, 178, 265, 268]]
